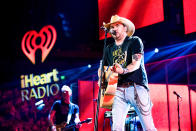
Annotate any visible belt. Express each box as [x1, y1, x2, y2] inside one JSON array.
[[117, 82, 134, 88]]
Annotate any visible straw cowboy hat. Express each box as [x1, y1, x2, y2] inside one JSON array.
[[103, 15, 135, 37]]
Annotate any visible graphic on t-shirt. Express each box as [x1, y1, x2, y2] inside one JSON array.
[[112, 46, 127, 67]]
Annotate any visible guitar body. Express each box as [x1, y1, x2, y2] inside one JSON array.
[[47, 125, 64, 131], [47, 123, 66, 131], [100, 66, 118, 109]]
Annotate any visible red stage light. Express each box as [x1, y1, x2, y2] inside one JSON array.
[[183, 0, 196, 34], [98, 0, 164, 39]]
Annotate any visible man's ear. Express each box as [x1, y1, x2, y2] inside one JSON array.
[[125, 26, 128, 32], [123, 24, 128, 32]]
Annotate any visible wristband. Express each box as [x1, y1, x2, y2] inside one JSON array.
[[123, 68, 129, 74], [52, 125, 56, 129]]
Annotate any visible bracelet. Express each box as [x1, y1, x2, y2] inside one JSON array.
[[123, 68, 129, 74], [52, 125, 56, 129]]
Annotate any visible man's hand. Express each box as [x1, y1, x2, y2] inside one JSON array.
[[60, 121, 67, 127], [51, 125, 57, 131], [112, 63, 124, 74], [75, 122, 82, 128]]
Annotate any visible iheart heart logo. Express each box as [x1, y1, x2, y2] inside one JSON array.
[[21, 25, 57, 64]]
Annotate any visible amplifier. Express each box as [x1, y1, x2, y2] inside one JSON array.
[[104, 107, 136, 118]]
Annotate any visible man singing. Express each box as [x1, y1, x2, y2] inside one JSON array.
[[98, 15, 156, 131]]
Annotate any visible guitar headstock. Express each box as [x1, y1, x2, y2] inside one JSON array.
[[84, 118, 92, 124]]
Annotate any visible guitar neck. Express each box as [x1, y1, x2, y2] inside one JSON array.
[[64, 119, 91, 130]]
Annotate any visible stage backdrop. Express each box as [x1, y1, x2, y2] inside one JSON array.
[[98, 0, 164, 39], [78, 82, 195, 131], [78, 54, 196, 131]]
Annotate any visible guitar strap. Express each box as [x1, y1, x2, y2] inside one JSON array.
[[121, 37, 130, 67]]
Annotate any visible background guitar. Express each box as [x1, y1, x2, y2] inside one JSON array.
[[48, 118, 92, 131]]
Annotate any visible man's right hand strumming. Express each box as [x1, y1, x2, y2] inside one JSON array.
[[51, 125, 56, 131]]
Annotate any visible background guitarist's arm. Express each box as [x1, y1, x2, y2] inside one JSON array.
[[74, 113, 81, 128], [48, 110, 57, 131], [74, 106, 82, 128]]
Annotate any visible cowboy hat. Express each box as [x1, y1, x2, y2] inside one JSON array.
[[103, 15, 135, 37]]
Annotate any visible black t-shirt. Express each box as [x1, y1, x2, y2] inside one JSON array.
[[103, 36, 148, 89], [50, 100, 79, 131]]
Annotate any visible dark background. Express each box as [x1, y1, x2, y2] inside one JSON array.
[[1, 0, 196, 86]]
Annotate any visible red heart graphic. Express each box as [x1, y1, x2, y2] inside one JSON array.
[[21, 25, 57, 64]]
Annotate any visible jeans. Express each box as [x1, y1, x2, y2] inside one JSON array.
[[112, 84, 157, 131]]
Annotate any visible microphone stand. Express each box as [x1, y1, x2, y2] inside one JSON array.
[[175, 93, 181, 131], [94, 28, 108, 131]]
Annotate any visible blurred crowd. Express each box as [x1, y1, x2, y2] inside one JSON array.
[[0, 88, 61, 131]]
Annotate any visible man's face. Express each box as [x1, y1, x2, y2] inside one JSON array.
[[110, 22, 127, 40], [62, 90, 71, 104]]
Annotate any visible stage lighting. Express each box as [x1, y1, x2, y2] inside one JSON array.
[[35, 100, 43, 106], [88, 64, 92, 68], [35, 100, 45, 110], [37, 104, 45, 110], [61, 75, 66, 80], [154, 48, 159, 53]]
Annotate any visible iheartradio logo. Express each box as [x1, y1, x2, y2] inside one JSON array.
[[21, 25, 57, 64]]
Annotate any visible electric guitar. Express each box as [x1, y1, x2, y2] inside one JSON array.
[[48, 118, 92, 131]]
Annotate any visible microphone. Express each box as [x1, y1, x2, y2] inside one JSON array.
[[173, 91, 182, 98], [100, 26, 108, 32], [110, 30, 116, 35]]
